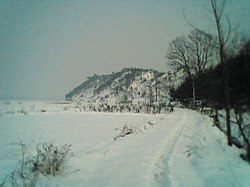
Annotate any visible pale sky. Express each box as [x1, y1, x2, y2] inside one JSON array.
[[0, 0, 249, 100]]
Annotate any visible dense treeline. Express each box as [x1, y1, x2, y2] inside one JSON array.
[[167, 0, 250, 161], [171, 42, 250, 110]]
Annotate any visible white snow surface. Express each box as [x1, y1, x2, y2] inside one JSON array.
[[0, 100, 250, 187]]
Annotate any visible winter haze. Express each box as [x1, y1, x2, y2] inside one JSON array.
[[0, 0, 249, 99]]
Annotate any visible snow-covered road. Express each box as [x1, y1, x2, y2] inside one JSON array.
[[1, 104, 250, 187]]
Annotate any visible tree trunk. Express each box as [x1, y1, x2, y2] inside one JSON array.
[[234, 109, 250, 150], [210, 0, 232, 146], [225, 74, 232, 146], [192, 81, 196, 109]]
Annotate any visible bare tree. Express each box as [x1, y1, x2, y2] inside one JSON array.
[[167, 36, 193, 79], [209, 0, 232, 146], [167, 29, 214, 107], [188, 29, 215, 74]]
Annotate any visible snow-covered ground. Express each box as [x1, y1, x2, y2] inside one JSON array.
[[0, 100, 250, 187]]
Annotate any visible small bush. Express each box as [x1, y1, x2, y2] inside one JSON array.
[[20, 108, 28, 115], [33, 143, 73, 176], [1, 142, 73, 187], [63, 106, 69, 111], [2, 143, 39, 187], [114, 123, 139, 140]]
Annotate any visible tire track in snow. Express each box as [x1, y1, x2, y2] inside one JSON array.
[[162, 111, 190, 187], [147, 109, 190, 187]]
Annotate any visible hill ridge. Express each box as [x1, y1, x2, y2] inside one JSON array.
[[65, 68, 176, 111]]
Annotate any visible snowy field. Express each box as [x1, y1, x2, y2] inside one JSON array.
[[0, 100, 250, 187]]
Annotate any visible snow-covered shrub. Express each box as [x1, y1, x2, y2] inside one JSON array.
[[1, 143, 39, 187], [33, 143, 73, 176], [63, 106, 69, 111], [114, 123, 140, 140], [19, 108, 28, 115], [1, 143, 73, 187]]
